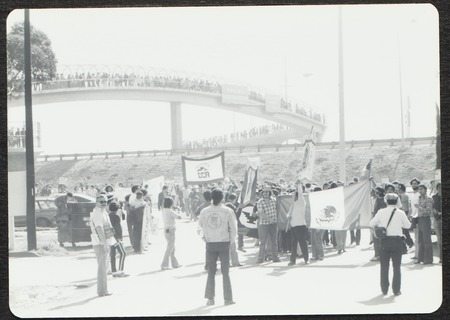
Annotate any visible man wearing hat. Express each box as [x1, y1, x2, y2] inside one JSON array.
[[370, 193, 411, 296], [254, 186, 281, 263]]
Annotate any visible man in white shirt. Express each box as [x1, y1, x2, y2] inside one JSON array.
[[90, 195, 116, 297], [370, 193, 411, 296]]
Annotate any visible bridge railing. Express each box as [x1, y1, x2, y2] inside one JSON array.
[[9, 64, 326, 124], [36, 136, 436, 162]]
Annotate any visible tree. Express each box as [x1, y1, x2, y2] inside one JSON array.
[[7, 22, 58, 97]]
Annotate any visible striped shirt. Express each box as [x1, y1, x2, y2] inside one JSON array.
[[256, 197, 278, 225]]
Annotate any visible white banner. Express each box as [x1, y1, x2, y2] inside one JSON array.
[[182, 152, 225, 185], [142, 176, 165, 202]]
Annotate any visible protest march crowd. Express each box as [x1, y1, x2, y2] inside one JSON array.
[[52, 171, 441, 303]]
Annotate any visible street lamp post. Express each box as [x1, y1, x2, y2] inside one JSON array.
[[338, 6, 346, 183], [24, 9, 37, 250]]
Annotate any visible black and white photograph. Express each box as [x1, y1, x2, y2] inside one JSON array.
[[6, 3, 443, 318]]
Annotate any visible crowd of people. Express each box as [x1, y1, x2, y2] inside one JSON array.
[[53, 172, 440, 303], [184, 123, 289, 149]]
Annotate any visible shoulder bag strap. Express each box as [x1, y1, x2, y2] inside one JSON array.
[[386, 208, 397, 229]]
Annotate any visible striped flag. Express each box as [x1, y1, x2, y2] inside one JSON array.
[[308, 179, 372, 230]]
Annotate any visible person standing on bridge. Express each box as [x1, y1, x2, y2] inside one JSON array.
[[198, 188, 237, 306]]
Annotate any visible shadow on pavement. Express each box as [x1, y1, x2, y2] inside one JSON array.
[[49, 296, 98, 311], [137, 269, 167, 277], [357, 294, 396, 305], [174, 271, 208, 279], [168, 303, 235, 316]]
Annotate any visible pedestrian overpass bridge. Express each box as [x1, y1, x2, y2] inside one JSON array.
[[7, 64, 327, 149]]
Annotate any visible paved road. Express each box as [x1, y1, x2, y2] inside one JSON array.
[[9, 216, 442, 317]]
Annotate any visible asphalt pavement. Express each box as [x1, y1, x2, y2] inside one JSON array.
[[9, 216, 443, 317]]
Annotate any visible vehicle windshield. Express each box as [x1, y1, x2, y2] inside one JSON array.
[[38, 200, 57, 209]]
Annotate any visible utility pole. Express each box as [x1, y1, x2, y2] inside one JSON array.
[[397, 33, 405, 141], [24, 9, 37, 250], [338, 6, 346, 183]]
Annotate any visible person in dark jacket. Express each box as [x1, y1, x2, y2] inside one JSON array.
[[109, 201, 128, 277]]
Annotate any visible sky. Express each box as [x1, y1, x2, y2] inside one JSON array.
[[6, 4, 440, 154]]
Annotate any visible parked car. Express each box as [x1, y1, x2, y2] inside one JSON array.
[[14, 197, 58, 228], [14, 193, 96, 231]]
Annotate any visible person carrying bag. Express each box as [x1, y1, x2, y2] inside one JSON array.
[[370, 193, 411, 296]]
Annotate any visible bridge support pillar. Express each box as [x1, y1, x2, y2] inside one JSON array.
[[170, 102, 183, 150]]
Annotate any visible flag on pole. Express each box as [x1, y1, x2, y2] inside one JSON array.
[[239, 166, 258, 208], [308, 179, 372, 230], [299, 139, 316, 181], [182, 152, 225, 185], [360, 159, 372, 177]]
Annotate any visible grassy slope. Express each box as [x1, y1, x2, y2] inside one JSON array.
[[35, 143, 436, 187]]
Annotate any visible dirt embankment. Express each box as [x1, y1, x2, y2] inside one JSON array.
[[35, 143, 437, 187]]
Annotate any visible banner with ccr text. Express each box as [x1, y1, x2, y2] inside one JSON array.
[[182, 152, 225, 185], [308, 179, 372, 230]]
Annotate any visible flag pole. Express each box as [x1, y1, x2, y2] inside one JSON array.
[[338, 6, 346, 183]]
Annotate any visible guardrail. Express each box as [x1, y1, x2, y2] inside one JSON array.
[[36, 136, 437, 162]]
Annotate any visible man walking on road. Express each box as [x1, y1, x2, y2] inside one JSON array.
[[198, 188, 237, 306], [370, 193, 411, 296]]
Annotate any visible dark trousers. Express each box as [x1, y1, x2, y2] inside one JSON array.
[[278, 229, 291, 253], [205, 242, 232, 301], [380, 237, 403, 294], [131, 212, 143, 251], [417, 217, 433, 263], [350, 229, 361, 245], [290, 225, 309, 263], [322, 230, 330, 244], [127, 215, 134, 248], [238, 234, 244, 248], [110, 241, 126, 272]]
